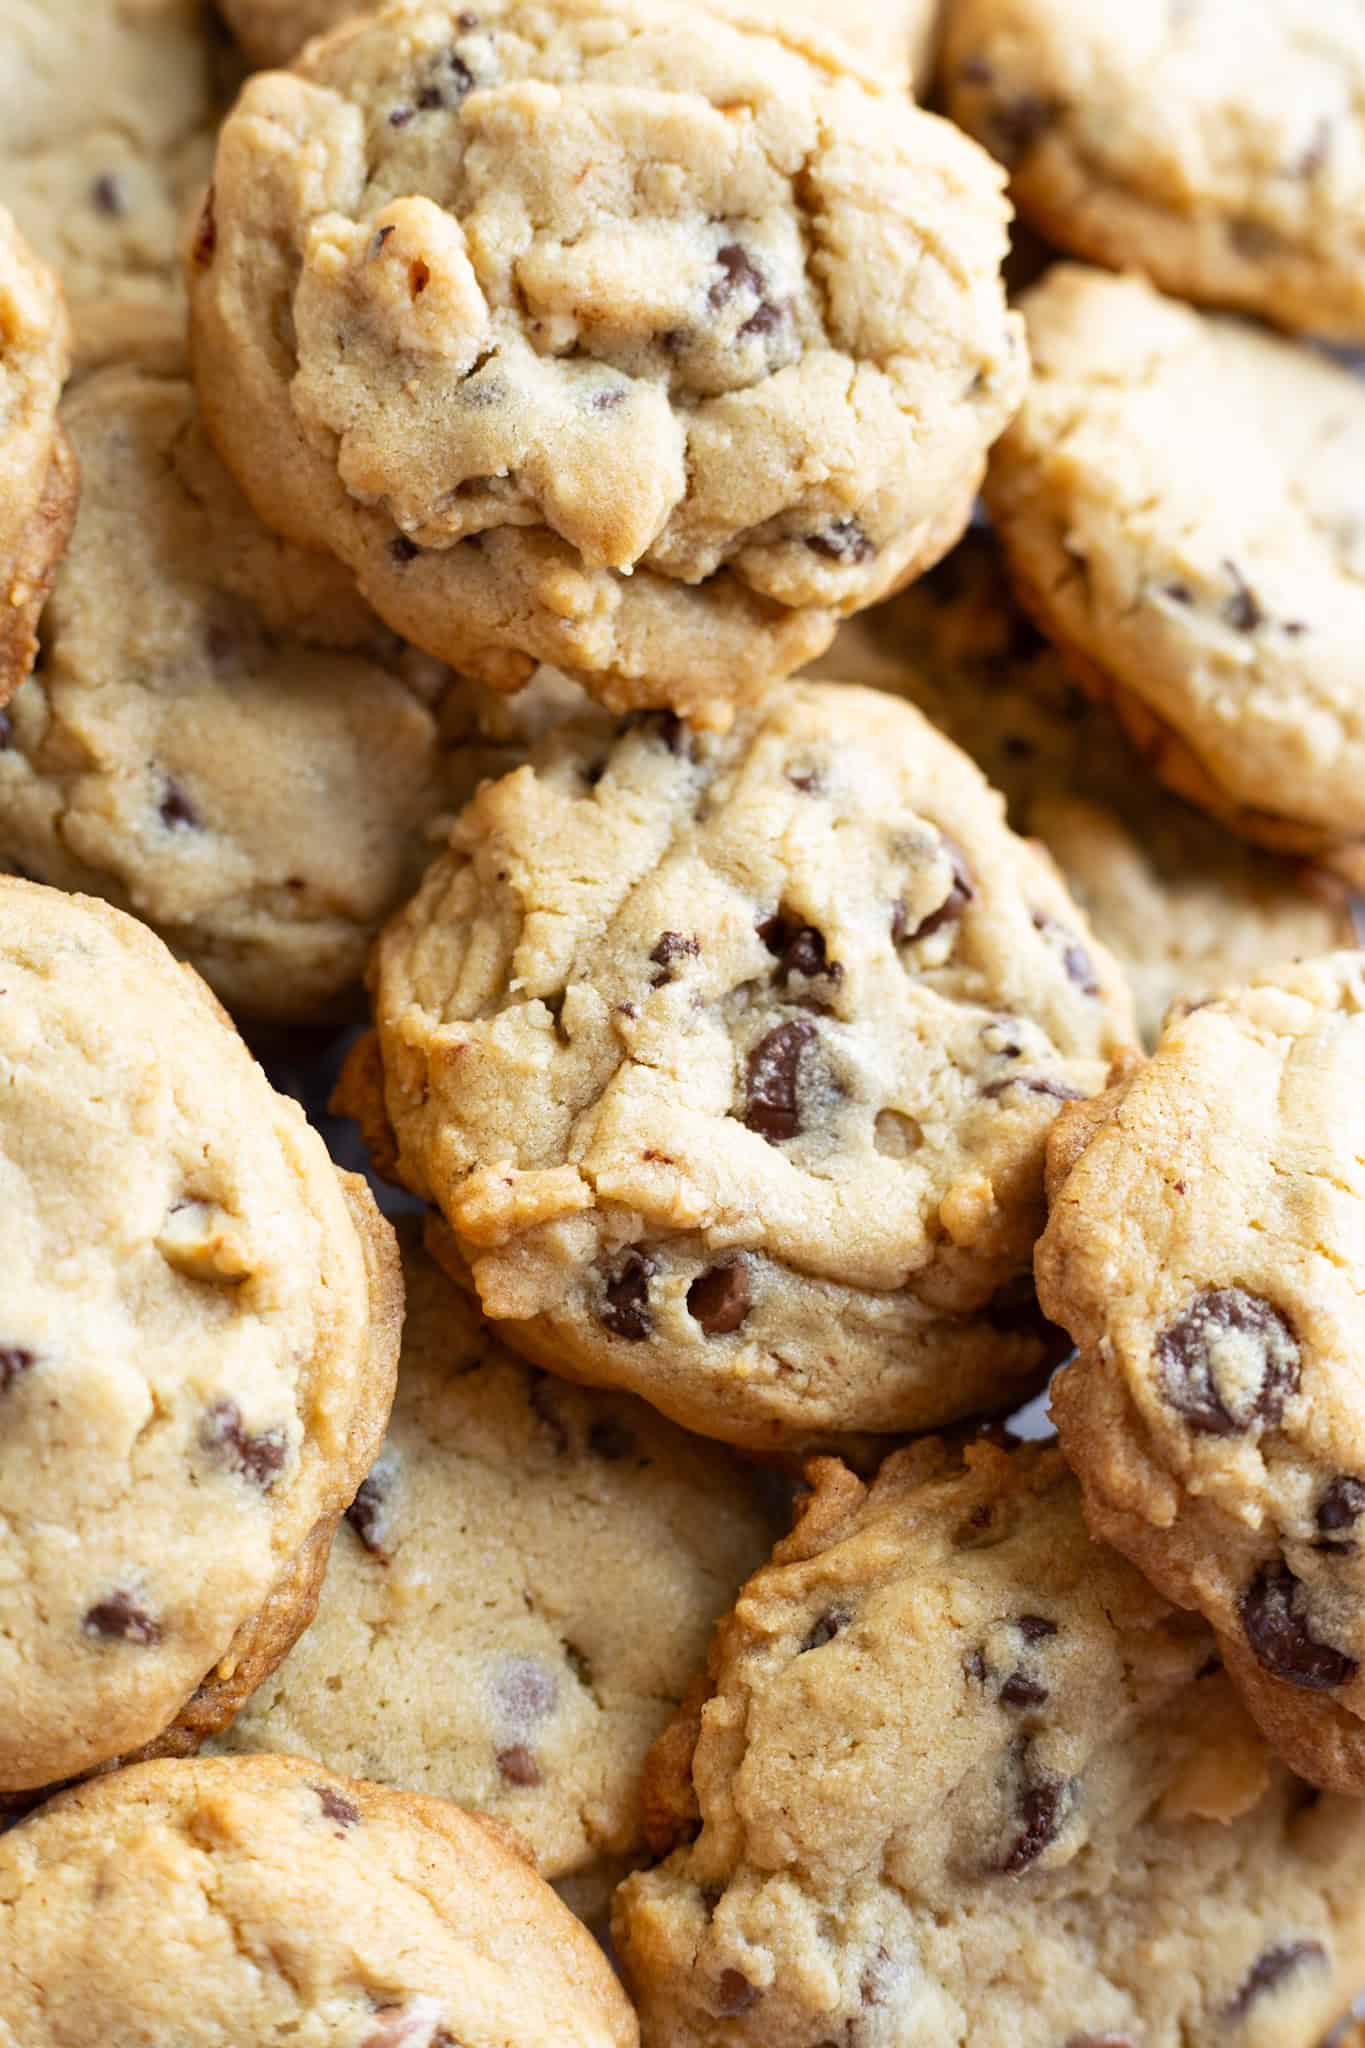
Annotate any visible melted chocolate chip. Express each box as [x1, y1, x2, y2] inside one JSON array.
[[1017, 1615, 1057, 1643], [390, 535, 421, 564], [1317, 1476, 1365, 1546], [191, 187, 216, 267], [999, 1762, 1073, 1874], [650, 931, 699, 983], [91, 172, 126, 217], [757, 916, 841, 989], [1030, 912, 1099, 995], [1156, 1288, 1299, 1436], [802, 1606, 853, 1653], [84, 1593, 162, 1646], [1222, 1940, 1327, 2020], [588, 1416, 636, 1461], [0, 1347, 34, 1393], [744, 1019, 815, 1143], [1222, 560, 1264, 632], [201, 1401, 287, 1490], [897, 840, 975, 943], [600, 1251, 655, 1340], [1241, 1562, 1358, 1690], [983, 1075, 1086, 1102], [806, 519, 875, 564], [159, 781, 199, 830], [715, 1970, 758, 2016], [999, 1671, 1050, 1709], [687, 1258, 752, 1336], [496, 1744, 541, 1786], [347, 1465, 393, 1555], [315, 1784, 360, 1828]]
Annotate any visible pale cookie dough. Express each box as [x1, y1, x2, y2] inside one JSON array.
[[0, 1754, 637, 2048], [943, 0, 1365, 341], [0, 348, 580, 1021], [986, 265, 1365, 876], [0, 0, 229, 315], [221, 0, 940, 92], [0, 207, 75, 703], [614, 1438, 1365, 2048], [1040, 951, 1365, 1798], [342, 680, 1136, 1452], [817, 529, 1359, 1044], [215, 1235, 779, 1890], [188, 0, 1025, 723], [0, 880, 402, 1800]]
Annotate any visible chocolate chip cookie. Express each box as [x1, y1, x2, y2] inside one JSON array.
[[0, 0, 228, 316], [614, 1437, 1365, 2047], [189, 0, 1025, 724], [0, 344, 581, 1022], [816, 528, 1359, 1044], [986, 265, 1365, 877], [215, 1233, 779, 1892], [1040, 951, 1365, 1796], [340, 680, 1135, 1452], [0, 1754, 637, 2047], [0, 879, 402, 1802], [0, 207, 76, 704], [944, 0, 1365, 341]]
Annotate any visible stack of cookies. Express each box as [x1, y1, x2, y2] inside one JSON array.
[[1, 0, 1364, 2042]]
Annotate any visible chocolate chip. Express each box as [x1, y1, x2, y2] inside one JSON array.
[[389, 104, 415, 126], [159, 781, 199, 830], [988, 92, 1062, 164], [1241, 1562, 1357, 1690], [1030, 912, 1099, 995], [496, 1744, 541, 1786], [999, 1671, 1050, 1708], [1156, 1288, 1299, 1436], [650, 931, 699, 983], [191, 187, 216, 267], [801, 1606, 852, 1652], [588, 1416, 636, 1461], [315, 1784, 360, 1828], [84, 1593, 162, 1646], [1222, 560, 1264, 632], [1000, 1775, 1072, 1873], [1164, 580, 1194, 605], [590, 386, 627, 412], [448, 50, 474, 93], [715, 1970, 758, 2016], [1222, 1940, 1328, 2021], [744, 1018, 815, 1143], [201, 1401, 287, 1490], [1317, 1476, 1365, 1546], [600, 1251, 654, 1340], [709, 242, 765, 309], [91, 172, 126, 217], [897, 840, 975, 943], [757, 916, 841, 989], [0, 1347, 34, 1393], [1017, 1615, 1057, 1643], [389, 535, 421, 564], [805, 519, 875, 565], [347, 1465, 393, 1555], [687, 1259, 752, 1336], [983, 1075, 1087, 1103]]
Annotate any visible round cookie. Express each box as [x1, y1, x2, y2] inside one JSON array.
[[215, 1234, 780, 1892], [220, 0, 941, 91], [0, 0, 229, 316], [943, 0, 1365, 342], [342, 679, 1136, 1452], [0, 1754, 636, 2047], [615, 1436, 1365, 2048], [0, 349, 581, 1022], [1040, 950, 1365, 1797], [0, 879, 402, 1800], [0, 208, 76, 704], [986, 265, 1365, 877], [815, 529, 1359, 1044], [188, 0, 1025, 724]]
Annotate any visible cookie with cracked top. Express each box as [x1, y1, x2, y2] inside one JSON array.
[[0, 879, 402, 1805], [339, 678, 1136, 1451], [816, 527, 1359, 1045], [986, 265, 1365, 880], [0, 1753, 636, 2047], [0, 208, 76, 707], [944, 0, 1365, 341], [1040, 950, 1365, 1795], [213, 1234, 779, 1898], [0, 341, 583, 1022], [188, 0, 1025, 724], [613, 1437, 1365, 2048]]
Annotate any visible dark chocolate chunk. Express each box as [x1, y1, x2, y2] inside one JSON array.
[[709, 242, 765, 309], [650, 931, 699, 983], [315, 1784, 360, 1828], [1317, 1476, 1365, 1547], [84, 1592, 162, 1646], [389, 534, 421, 564], [347, 1465, 393, 1556], [1017, 1615, 1057, 1643], [1222, 560, 1264, 632], [0, 1346, 34, 1393], [805, 518, 875, 565], [983, 1075, 1086, 1102], [897, 840, 974, 943], [159, 781, 199, 830], [1222, 1940, 1328, 2021], [757, 916, 841, 988], [999, 1671, 1050, 1709], [998, 1765, 1073, 1874], [201, 1401, 287, 1490], [91, 172, 126, 217], [802, 1606, 853, 1653], [1240, 1562, 1357, 1690], [1157, 1288, 1299, 1436], [600, 1251, 655, 1340], [687, 1259, 752, 1336], [744, 1019, 815, 1143]]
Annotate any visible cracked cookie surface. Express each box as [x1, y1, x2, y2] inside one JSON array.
[[0, 346, 581, 1022], [986, 265, 1365, 878], [189, 0, 1025, 722], [350, 680, 1135, 1451], [215, 1235, 778, 1889], [0, 0, 227, 315], [944, 0, 1365, 341], [817, 528, 1359, 1045], [0, 880, 401, 1797], [0, 1753, 637, 2047], [0, 207, 75, 704], [614, 1438, 1365, 2048], [1040, 950, 1365, 1796]]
